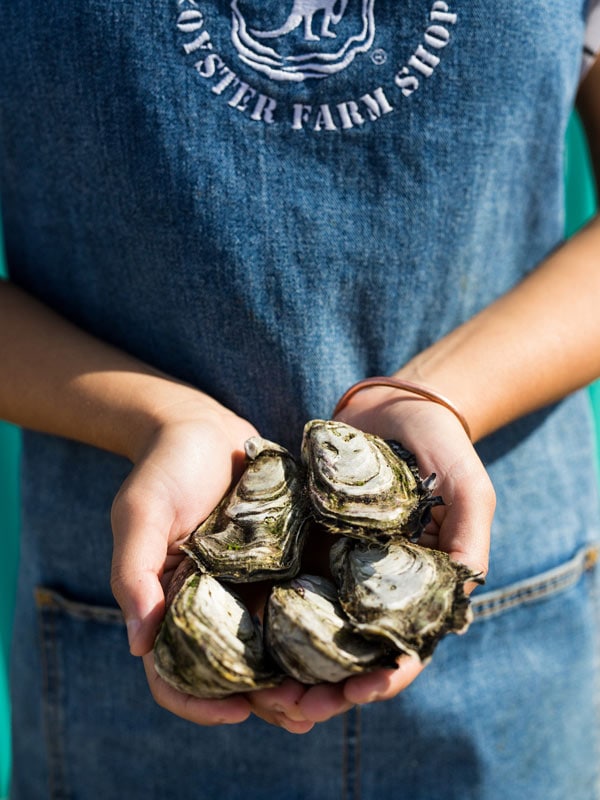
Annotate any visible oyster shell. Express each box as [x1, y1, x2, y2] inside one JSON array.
[[183, 437, 309, 582], [301, 420, 442, 541], [154, 420, 480, 694], [330, 537, 480, 662], [265, 574, 397, 684], [154, 558, 282, 698]]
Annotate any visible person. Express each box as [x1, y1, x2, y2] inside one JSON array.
[[1, 2, 600, 798]]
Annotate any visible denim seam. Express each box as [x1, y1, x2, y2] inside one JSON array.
[[471, 544, 599, 622], [341, 707, 362, 800], [355, 706, 361, 800], [36, 592, 69, 800], [591, 551, 600, 800], [33, 547, 599, 627], [35, 587, 124, 625], [342, 710, 348, 800]]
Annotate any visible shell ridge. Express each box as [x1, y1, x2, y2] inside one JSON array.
[[156, 420, 478, 696]]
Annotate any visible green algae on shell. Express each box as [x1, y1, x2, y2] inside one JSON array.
[[183, 436, 309, 582], [154, 421, 483, 694], [154, 558, 283, 698], [330, 537, 481, 662], [301, 419, 442, 541]]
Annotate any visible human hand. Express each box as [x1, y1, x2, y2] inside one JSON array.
[[250, 384, 494, 728], [111, 383, 493, 733], [334, 384, 494, 703], [110, 393, 260, 726], [108, 388, 346, 733]]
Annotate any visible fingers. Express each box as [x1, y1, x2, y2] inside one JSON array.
[[252, 710, 316, 735], [248, 680, 315, 733], [250, 660, 425, 731], [296, 683, 354, 722], [142, 655, 252, 725], [111, 482, 172, 656], [435, 458, 495, 585], [263, 716, 316, 734], [249, 679, 307, 718], [249, 679, 352, 731], [344, 658, 424, 705]]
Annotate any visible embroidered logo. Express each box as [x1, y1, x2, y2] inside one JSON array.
[[175, 0, 458, 132], [230, 0, 376, 81]]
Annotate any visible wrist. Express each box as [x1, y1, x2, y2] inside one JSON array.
[[333, 376, 471, 440], [121, 378, 241, 463], [392, 356, 494, 443]]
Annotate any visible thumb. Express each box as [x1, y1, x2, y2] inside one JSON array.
[[440, 475, 494, 591], [111, 493, 171, 657]]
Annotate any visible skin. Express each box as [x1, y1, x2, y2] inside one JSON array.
[[1, 58, 599, 734]]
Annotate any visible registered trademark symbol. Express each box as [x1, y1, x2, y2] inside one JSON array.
[[371, 48, 387, 65]]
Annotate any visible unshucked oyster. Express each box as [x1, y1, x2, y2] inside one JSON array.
[[183, 437, 309, 582], [154, 419, 479, 698], [330, 537, 481, 662], [154, 558, 282, 698], [301, 420, 442, 541], [265, 574, 397, 684]]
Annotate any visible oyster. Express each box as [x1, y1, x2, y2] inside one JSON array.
[[154, 558, 282, 698], [330, 537, 480, 662], [183, 437, 309, 582], [301, 420, 442, 541], [265, 574, 397, 684], [154, 420, 479, 695]]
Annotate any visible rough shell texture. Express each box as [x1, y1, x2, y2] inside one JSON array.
[[265, 574, 397, 684], [154, 420, 479, 697], [154, 558, 282, 698], [183, 437, 309, 582], [330, 537, 481, 662], [301, 420, 442, 541]]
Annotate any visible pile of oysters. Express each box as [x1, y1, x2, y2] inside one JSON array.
[[154, 420, 480, 698]]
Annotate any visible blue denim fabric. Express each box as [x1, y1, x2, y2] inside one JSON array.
[[1, 1, 600, 797], [9, 512, 600, 800]]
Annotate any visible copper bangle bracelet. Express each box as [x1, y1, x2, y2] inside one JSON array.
[[332, 376, 472, 441]]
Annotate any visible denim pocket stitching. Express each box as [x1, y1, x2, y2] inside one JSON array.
[[471, 544, 599, 622], [35, 587, 124, 625], [37, 596, 70, 800], [35, 589, 124, 798]]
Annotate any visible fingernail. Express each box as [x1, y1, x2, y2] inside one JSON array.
[[126, 619, 142, 651]]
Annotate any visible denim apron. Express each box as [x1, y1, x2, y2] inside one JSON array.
[[1, 2, 599, 798]]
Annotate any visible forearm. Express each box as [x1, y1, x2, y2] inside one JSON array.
[[395, 215, 600, 441], [0, 281, 225, 460]]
